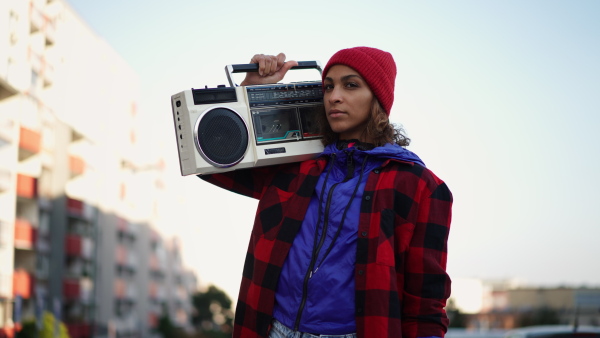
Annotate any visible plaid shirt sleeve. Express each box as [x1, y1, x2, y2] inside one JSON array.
[[401, 169, 452, 338], [197, 166, 279, 200]]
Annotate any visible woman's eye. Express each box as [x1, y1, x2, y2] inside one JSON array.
[[324, 84, 334, 90], [345, 82, 358, 88]]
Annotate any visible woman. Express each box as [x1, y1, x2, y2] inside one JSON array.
[[200, 47, 452, 338]]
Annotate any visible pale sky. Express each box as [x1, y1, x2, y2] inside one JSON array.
[[66, 0, 600, 304]]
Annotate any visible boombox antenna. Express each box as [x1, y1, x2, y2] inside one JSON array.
[[225, 61, 322, 87]]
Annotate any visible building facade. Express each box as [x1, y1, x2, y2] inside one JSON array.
[[0, 0, 197, 337], [463, 281, 600, 330]]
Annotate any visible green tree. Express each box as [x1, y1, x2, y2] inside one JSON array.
[[16, 312, 70, 338], [517, 307, 560, 327], [191, 285, 234, 336], [154, 304, 188, 338], [446, 298, 468, 328], [15, 321, 36, 338]]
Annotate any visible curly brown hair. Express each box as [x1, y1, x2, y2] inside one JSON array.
[[317, 98, 411, 148]]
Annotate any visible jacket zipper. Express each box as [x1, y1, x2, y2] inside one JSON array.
[[293, 150, 354, 331], [294, 181, 340, 330]]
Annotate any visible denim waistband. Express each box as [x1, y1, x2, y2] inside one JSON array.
[[270, 319, 357, 338]]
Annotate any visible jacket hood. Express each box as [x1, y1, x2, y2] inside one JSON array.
[[320, 141, 426, 167]]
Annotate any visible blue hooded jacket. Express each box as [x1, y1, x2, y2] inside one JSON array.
[[273, 141, 425, 334]]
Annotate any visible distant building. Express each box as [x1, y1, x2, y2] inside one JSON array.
[[465, 281, 600, 330], [0, 0, 197, 337]]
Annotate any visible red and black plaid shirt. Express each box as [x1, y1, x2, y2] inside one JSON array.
[[200, 155, 452, 338]]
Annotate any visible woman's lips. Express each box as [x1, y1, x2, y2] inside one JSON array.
[[328, 109, 346, 118]]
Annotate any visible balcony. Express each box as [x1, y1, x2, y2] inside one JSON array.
[[64, 236, 94, 262], [29, 2, 43, 34], [148, 313, 158, 328], [116, 245, 127, 267], [63, 279, 81, 301], [65, 234, 82, 256], [14, 219, 37, 249], [66, 197, 95, 221], [0, 168, 11, 193], [13, 270, 34, 299], [18, 127, 41, 160], [16, 174, 37, 199], [115, 278, 126, 298], [0, 220, 10, 249], [44, 20, 56, 48], [148, 281, 158, 299], [27, 48, 54, 89], [81, 237, 94, 260], [0, 76, 18, 101], [0, 117, 14, 144], [117, 217, 137, 241], [67, 197, 83, 215], [67, 323, 91, 338], [69, 155, 85, 177], [149, 253, 164, 275], [29, 1, 56, 47], [35, 255, 50, 280], [150, 254, 159, 270]]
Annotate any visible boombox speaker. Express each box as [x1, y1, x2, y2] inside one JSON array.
[[171, 61, 325, 176]]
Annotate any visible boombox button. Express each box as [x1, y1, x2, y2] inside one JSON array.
[[265, 147, 286, 155]]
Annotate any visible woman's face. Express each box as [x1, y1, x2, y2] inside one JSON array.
[[323, 65, 374, 141]]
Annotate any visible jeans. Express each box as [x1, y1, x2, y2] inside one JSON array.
[[269, 319, 358, 338]]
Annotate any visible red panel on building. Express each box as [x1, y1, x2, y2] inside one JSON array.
[[149, 254, 158, 271], [116, 245, 127, 265], [16, 174, 37, 199], [117, 217, 128, 233], [148, 313, 158, 328], [149, 281, 157, 298], [0, 326, 15, 338], [65, 234, 82, 256], [63, 279, 81, 300], [14, 219, 36, 249], [114, 279, 126, 298], [66, 197, 83, 216], [18, 127, 41, 154], [67, 323, 91, 338], [13, 270, 33, 299], [69, 155, 85, 175]]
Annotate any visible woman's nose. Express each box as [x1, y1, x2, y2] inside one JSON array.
[[327, 87, 342, 104]]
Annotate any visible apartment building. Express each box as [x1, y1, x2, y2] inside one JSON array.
[[0, 0, 197, 337], [94, 218, 198, 337]]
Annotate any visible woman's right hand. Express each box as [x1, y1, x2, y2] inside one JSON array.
[[240, 53, 298, 86]]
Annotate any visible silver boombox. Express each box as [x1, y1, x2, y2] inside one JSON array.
[[171, 61, 325, 176]]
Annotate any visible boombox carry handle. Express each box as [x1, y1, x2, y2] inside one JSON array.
[[225, 61, 322, 87]]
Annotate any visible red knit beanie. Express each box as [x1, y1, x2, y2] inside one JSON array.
[[322, 46, 397, 115]]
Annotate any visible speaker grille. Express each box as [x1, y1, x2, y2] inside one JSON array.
[[196, 108, 248, 167]]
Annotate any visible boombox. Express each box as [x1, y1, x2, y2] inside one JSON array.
[[171, 61, 325, 176]]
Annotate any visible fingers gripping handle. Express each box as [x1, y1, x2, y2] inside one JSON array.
[[225, 61, 322, 87]]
